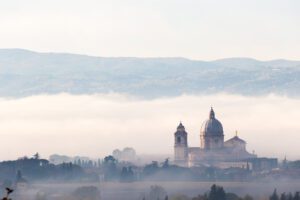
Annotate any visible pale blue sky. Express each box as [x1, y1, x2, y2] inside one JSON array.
[[0, 0, 299, 60]]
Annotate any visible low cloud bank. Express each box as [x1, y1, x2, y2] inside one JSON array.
[[0, 93, 299, 161]]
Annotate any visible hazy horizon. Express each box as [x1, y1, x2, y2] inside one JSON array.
[[0, 92, 299, 161]]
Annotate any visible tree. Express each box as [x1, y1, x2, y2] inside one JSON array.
[[148, 185, 167, 200], [127, 166, 134, 181], [280, 193, 287, 200], [120, 166, 135, 182], [104, 155, 117, 164], [97, 159, 101, 168], [162, 158, 169, 169], [103, 155, 118, 180], [120, 167, 128, 182], [78, 159, 82, 167], [88, 160, 93, 168], [270, 189, 279, 200], [208, 184, 226, 200], [287, 193, 293, 200], [144, 161, 159, 176], [294, 192, 300, 200], [33, 152, 40, 160]]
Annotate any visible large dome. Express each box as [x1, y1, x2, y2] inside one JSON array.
[[200, 108, 224, 136]]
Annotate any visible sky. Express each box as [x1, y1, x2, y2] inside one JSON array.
[[0, 0, 299, 60], [0, 1, 299, 161], [0, 93, 300, 161]]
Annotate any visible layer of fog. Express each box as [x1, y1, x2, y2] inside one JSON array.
[[0, 93, 299, 161], [22, 181, 300, 200]]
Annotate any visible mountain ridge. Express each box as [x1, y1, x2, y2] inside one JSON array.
[[2, 48, 299, 62], [0, 49, 299, 98]]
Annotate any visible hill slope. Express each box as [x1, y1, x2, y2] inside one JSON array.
[[0, 49, 299, 98]]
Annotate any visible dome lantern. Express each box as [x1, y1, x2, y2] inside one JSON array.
[[209, 107, 215, 119]]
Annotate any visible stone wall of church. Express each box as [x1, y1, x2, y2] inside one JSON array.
[[174, 146, 188, 166]]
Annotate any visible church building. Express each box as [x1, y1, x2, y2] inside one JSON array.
[[174, 108, 257, 168]]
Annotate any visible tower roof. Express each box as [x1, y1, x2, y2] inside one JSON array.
[[175, 121, 187, 135], [177, 122, 185, 130]]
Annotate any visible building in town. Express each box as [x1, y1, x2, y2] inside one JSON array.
[[174, 107, 259, 168]]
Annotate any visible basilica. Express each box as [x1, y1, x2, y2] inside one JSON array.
[[174, 108, 257, 168]]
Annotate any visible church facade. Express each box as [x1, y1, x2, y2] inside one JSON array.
[[174, 108, 257, 168]]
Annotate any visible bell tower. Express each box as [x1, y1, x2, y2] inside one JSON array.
[[174, 122, 188, 166]]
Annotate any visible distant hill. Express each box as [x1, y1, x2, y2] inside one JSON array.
[[0, 49, 299, 98]]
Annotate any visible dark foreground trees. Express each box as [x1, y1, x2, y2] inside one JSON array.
[[208, 184, 226, 200], [272, 191, 300, 200], [141, 184, 255, 200]]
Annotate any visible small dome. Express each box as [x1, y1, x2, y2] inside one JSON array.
[[200, 108, 224, 136]]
